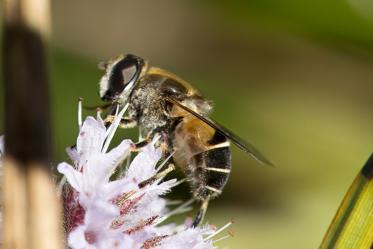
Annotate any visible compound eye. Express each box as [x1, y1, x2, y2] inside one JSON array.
[[101, 54, 144, 101], [109, 59, 138, 94], [122, 64, 137, 85]]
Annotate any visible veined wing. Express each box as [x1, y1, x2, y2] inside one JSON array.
[[166, 97, 273, 166]]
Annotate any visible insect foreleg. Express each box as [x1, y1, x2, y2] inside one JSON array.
[[119, 118, 137, 129], [192, 198, 210, 227], [138, 163, 175, 188], [104, 115, 137, 129]]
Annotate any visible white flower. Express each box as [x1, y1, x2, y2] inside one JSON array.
[[58, 113, 227, 249], [160, 226, 215, 249], [68, 197, 136, 249], [58, 116, 134, 208]]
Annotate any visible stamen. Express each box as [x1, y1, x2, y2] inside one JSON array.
[[138, 164, 175, 188], [204, 220, 234, 241], [171, 178, 186, 188], [115, 190, 137, 207], [124, 215, 159, 235], [156, 151, 175, 173], [212, 229, 234, 243], [78, 97, 83, 128], [141, 235, 169, 249], [156, 198, 195, 225], [102, 103, 129, 153], [104, 105, 119, 138], [212, 234, 230, 243], [96, 107, 102, 119]]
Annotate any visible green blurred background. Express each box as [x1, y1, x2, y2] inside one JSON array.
[[2, 0, 373, 248]]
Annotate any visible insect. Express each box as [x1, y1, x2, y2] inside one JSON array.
[[98, 54, 272, 227]]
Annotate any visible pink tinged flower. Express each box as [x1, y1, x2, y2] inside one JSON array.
[[58, 113, 221, 249], [57, 117, 133, 208], [66, 116, 106, 169], [160, 226, 216, 249], [125, 141, 162, 183], [64, 187, 85, 231], [68, 197, 125, 249]]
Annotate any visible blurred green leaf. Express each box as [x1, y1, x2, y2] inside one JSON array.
[[321, 155, 373, 248], [210, 0, 373, 49]]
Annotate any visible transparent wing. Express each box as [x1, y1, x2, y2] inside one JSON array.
[[166, 97, 273, 166]]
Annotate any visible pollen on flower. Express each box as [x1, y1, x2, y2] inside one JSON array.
[[123, 215, 159, 235], [64, 188, 85, 232], [56, 107, 229, 249], [84, 230, 97, 244], [116, 193, 144, 216], [141, 235, 169, 249]]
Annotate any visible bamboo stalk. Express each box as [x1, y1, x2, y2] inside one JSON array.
[[3, 158, 27, 248], [27, 164, 62, 249], [2, 0, 62, 248]]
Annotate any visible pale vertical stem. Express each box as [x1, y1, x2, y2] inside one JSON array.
[[3, 158, 28, 249], [28, 165, 63, 249], [2, 0, 62, 248]]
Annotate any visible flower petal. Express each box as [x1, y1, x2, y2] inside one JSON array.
[[161, 226, 215, 249], [126, 144, 162, 183], [100, 179, 137, 201], [77, 116, 106, 164], [57, 162, 83, 192], [66, 146, 79, 164], [68, 225, 89, 249], [59, 115, 217, 249], [84, 139, 132, 188], [85, 199, 119, 229]]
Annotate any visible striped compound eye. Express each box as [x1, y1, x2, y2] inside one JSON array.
[[100, 54, 144, 101]]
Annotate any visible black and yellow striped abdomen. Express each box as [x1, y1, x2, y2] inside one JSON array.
[[190, 145, 231, 199], [173, 117, 232, 200]]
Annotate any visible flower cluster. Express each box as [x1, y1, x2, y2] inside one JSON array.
[[0, 105, 232, 248], [57, 109, 225, 249]]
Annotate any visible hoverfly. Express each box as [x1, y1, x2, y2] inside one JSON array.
[[98, 54, 272, 227]]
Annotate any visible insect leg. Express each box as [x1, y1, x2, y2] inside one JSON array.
[[132, 134, 170, 152], [104, 114, 137, 128], [138, 163, 175, 188], [192, 198, 210, 227], [119, 118, 137, 129], [131, 138, 152, 151]]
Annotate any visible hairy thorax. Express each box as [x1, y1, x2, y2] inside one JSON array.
[[128, 77, 169, 135]]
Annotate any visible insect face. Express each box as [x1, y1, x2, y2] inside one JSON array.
[[99, 54, 147, 103]]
